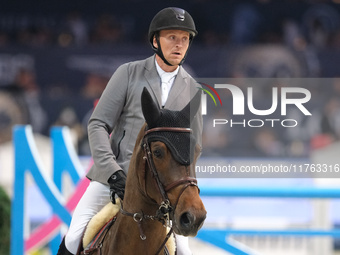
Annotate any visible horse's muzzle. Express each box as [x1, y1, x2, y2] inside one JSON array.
[[174, 209, 206, 236]]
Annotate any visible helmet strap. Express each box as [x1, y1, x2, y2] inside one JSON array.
[[154, 34, 173, 66]]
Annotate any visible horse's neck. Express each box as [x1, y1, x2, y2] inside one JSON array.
[[104, 148, 168, 254], [123, 133, 162, 218]]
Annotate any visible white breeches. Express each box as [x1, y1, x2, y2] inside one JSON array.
[[65, 181, 110, 254]]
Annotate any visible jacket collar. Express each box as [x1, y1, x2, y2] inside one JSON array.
[[144, 55, 188, 108]]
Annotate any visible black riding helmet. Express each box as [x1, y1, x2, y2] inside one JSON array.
[[148, 7, 198, 66]]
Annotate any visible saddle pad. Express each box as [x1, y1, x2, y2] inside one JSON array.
[[165, 227, 176, 255], [82, 217, 116, 254], [83, 200, 121, 248]]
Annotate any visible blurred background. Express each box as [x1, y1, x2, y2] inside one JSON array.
[[1, 0, 340, 156], [1, 0, 340, 254], [0, 0, 340, 156]]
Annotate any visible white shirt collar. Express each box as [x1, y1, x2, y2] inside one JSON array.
[[155, 58, 179, 83], [155, 58, 180, 106]]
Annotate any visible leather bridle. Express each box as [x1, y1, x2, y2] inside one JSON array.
[[120, 126, 200, 255], [143, 127, 199, 207]]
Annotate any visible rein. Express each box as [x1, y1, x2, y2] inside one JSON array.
[[120, 126, 199, 255]]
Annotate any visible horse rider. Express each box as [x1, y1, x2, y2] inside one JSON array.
[[57, 7, 202, 255]]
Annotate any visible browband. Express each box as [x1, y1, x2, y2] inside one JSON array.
[[144, 127, 192, 136]]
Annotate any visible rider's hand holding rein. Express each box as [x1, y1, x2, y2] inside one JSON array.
[[108, 170, 127, 204]]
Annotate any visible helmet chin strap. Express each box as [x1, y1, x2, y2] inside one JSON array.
[[154, 35, 173, 66], [153, 34, 193, 67]]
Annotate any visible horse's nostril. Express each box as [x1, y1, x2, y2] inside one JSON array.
[[180, 212, 194, 227]]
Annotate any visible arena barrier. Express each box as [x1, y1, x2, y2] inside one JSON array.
[[11, 125, 88, 255], [11, 125, 340, 255], [198, 187, 340, 255]]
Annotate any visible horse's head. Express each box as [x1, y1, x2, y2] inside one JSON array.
[[140, 87, 206, 237]]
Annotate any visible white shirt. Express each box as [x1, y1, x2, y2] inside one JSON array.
[[155, 59, 179, 106]]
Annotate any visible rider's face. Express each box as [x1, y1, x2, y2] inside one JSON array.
[[153, 30, 190, 67]]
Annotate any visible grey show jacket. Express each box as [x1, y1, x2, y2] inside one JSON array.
[[86, 55, 202, 185]]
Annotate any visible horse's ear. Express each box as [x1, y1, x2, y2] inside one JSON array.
[[181, 90, 201, 122], [141, 87, 161, 127]]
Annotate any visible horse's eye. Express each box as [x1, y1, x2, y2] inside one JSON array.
[[153, 148, 163, 159]]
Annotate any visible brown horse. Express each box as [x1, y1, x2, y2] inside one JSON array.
[[82, 88, 206, 255]]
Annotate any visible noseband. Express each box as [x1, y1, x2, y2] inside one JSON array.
[[120, 126, 200, 254]]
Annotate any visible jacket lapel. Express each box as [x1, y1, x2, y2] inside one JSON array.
[[164, 66, 187, 108], [144, 55, 162, 107]]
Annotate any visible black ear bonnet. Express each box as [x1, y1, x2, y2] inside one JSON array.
[[141, 88, 201, 165]]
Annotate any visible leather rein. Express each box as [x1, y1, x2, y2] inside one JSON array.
[[120, 127, 200, 255]]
